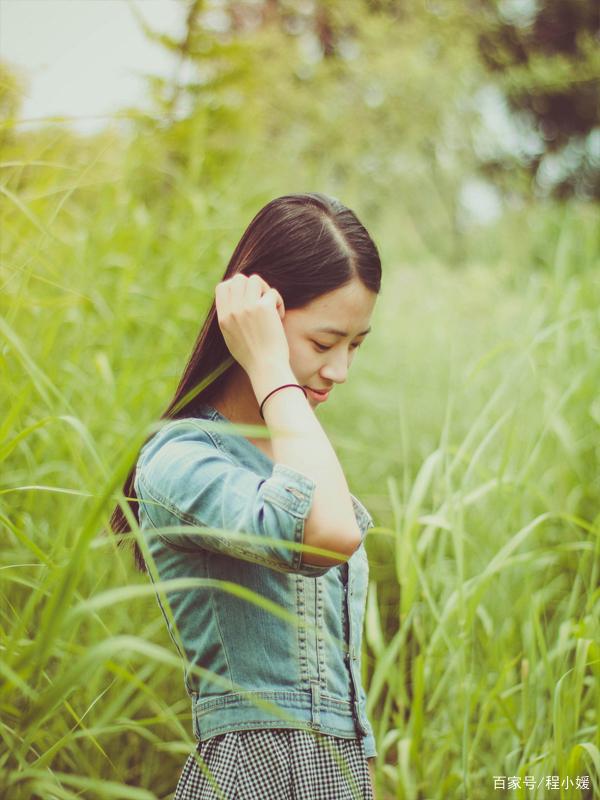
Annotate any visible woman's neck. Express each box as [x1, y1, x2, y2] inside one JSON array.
[[211, 366, 265, 428], [211, 368, 274, 458]]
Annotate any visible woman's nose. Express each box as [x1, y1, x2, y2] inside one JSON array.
[[321, 352, 350, 384]]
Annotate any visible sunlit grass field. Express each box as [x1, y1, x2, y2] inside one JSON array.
[[1, 138, 599, 799]]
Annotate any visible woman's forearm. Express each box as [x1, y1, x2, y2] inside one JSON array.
[[250, 361, 361, 564]]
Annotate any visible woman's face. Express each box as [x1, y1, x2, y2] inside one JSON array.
[[282, 278, 377, 407]]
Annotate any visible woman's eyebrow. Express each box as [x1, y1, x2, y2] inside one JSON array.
[[314, 326, 371, 337]]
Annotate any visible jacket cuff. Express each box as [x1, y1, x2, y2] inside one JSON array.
[[362, 731, 377, 758], [263, 463, 317, 519], [351, 494, 374, 541]]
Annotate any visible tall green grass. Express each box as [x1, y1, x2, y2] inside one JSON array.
[[1, 129, 598, 799]]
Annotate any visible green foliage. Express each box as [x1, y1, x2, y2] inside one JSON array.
[[1, 6, 599, 797], [0, 59, 27, 150], [477, 0, 599, 199], [126, 0, 489, 264]]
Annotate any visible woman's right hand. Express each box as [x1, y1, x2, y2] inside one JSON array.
[[215, 273, 290, 376]]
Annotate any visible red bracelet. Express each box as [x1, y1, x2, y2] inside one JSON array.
[[259, 383, 308, 419]]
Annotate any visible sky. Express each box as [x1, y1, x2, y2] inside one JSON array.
[[0, 0, 185, 132]]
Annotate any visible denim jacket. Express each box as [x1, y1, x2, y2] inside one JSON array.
[[133, 404, 377, 758]]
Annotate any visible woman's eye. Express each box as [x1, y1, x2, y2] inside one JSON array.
[[312, 341, 362, 352]]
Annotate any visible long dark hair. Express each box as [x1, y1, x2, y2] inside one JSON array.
[[110, 192, 382, 571]]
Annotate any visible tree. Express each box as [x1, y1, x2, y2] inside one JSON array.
[[133, 0, 487, 262], [0, 60, 26, 148], [477, 0, 599, 200]]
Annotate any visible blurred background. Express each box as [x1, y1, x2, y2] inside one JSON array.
[[1, 1, 598, 798]]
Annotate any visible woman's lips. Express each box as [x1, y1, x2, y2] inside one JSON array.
[[305, 386, 330, 402]]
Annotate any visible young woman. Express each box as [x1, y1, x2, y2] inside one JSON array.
[[111, 193, 382, 799]]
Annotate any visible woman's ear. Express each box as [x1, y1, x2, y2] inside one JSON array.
[[273, 290, 285, 320]]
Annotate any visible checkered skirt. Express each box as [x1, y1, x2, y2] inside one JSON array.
[[174, 728, 374, 800]]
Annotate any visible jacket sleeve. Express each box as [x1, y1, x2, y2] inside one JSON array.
[[134, 421, 348, 577], [359, 689, 378, 758]]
